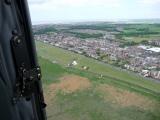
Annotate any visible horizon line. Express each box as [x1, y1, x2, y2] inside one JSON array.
[[32, 18, 160, 25]]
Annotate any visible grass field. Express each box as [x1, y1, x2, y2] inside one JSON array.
[[34, 24, 160, 44], [36, 41, 160, 93], [36, 41, 160, 120], [123, 35, 160, 43]]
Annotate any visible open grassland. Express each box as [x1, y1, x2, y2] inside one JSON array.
[[36, 41, 160, 93], [37, 42, 160, 120], [123, 35, 160, 43], [39, 57, 160, 120]]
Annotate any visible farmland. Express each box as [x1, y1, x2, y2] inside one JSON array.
[[37, 41, 160, 120], [34, 23, 160, 44]]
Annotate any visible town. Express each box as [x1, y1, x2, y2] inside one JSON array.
[[34, 24, 160, 80]]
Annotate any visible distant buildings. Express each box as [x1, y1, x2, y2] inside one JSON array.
[[35, 32, 160, 81]]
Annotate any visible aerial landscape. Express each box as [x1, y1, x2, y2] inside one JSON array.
[[33, 21, 160, 120], [34, 22, 160, 80]]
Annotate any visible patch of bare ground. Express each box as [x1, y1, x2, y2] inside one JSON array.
[[46, 75, 91, 104], [97, 84, 158, 110]]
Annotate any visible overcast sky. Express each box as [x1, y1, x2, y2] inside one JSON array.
[[28, 0, 160, 24]]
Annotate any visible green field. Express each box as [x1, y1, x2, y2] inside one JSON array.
[[37, 41, 160, 120], [34, 23, 160, 46], [37, 41, 160, 92]]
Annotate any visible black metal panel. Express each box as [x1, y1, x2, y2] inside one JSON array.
[[0, 0, 46, 120]]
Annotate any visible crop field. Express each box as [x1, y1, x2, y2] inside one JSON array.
[[37, 41, 160, 120]]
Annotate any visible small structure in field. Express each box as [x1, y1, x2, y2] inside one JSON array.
[[82, 66, 90, 70], [52, 60, 57, 64], [99, 74, 103, 79], [72, 60, 78, 66], [68, 60, 78, 67]]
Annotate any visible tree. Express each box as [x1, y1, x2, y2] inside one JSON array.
[[96, 48, 101, 56]]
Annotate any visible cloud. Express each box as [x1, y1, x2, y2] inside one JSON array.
[[139, 0, 160, 5], [28, 0, 49, 4], [29, 0, 121, 7], [28, 0, 160, 23]]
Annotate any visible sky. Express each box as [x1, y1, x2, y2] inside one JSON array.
[[28, 0, 160, 24]]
